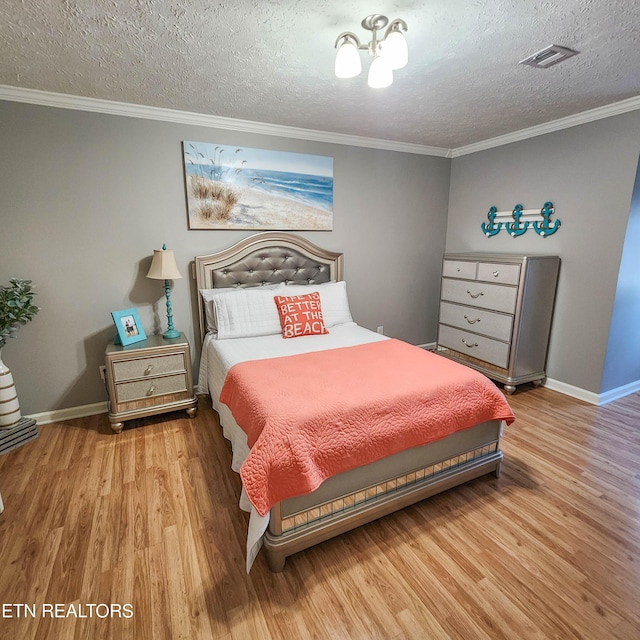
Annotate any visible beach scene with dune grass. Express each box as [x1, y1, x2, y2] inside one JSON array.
[[183, 142, 333, 230]]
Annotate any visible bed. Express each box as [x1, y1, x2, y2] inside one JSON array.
[[194, 231, 514, 572]]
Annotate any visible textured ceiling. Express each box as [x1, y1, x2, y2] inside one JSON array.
[[1, 0, 639, 150]]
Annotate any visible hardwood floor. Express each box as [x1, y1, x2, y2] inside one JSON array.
[[0, 386, 639, 639]]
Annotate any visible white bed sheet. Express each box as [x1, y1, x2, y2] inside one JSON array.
[[197, 322, 388, 571]]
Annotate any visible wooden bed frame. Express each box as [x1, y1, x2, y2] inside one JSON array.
[[194, 232, 504, 571]]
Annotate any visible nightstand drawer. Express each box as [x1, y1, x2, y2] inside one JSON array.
[[441, 278, 517, 314], [477, 262, 521, 285], [115, 373, 188, 403], [112, 353, 186, 382], [438, 324, 510, 369], [442, 260, 477, 280], [439, 301, 513, 342], [105, 332, 198, 433]]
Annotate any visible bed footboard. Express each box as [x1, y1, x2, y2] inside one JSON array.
[[264, 420, 502, 571]]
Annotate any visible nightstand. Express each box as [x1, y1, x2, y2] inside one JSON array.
[[105, 332, 198, 433]]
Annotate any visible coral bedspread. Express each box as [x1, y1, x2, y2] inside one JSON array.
[[219, 338, 515, 516]]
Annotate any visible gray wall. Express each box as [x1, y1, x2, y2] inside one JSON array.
[[2, 98, 638, 414], [602, 156, 640, 392], [446, 111, 640, 394], [0, 100, 450, 415]]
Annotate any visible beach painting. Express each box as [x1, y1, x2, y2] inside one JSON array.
[[183, 141, 333, 230]]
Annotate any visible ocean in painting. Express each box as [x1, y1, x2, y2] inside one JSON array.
[[183, 141, 333, 230], [185, 164, 333, 212]]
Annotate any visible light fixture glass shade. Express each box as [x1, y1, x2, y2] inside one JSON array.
[[146, 248, 182, 280], [381, 30, 408, 69], [335, 39, 362, 78], [367, 55, 393, 88]]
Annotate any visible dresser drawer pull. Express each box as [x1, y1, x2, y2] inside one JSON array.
[[461, 339, 478, 348], [464, 315, 481, 324], [144, 365, 154, 376], [466, 289, 484, 299], [146, 385, 157, 396], [493, 270, 499, 277]]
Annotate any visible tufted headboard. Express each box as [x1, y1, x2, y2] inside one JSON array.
[[193, 232, 343, 343]]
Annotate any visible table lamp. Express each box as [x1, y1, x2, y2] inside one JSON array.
[[146, 244, 182, 339]]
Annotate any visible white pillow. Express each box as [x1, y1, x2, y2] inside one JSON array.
[[285, 281, 353, 328], [201, 283, 283, 334], [212, 286, 286, 339]]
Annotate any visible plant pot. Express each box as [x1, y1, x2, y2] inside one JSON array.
[[0, 349, 21, 429]]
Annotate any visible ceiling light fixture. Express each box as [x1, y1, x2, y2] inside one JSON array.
[[335, 14, 408, 88]]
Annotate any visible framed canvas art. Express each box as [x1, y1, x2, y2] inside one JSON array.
[[183, 141, 333, 230]]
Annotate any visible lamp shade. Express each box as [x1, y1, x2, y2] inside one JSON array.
[[381, 30, 408, 70], [335, 39, 362, 78], [146, 248, 182, 280], [368, 55, 393, 88]]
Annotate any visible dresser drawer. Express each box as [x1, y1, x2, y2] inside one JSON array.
[[441, 278, 517, 314], [112, 353, 186, 382], [115, 373, 188, 403], [439, 301, 513, 342], [477, 262, 521, 285], [439, 253, 560, 391], [438, 324, 510, 369], [442, 260, 477, 280]]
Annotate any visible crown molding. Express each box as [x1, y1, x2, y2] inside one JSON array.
[[2, 85, 638, 159], [0, 84, 449, 157], [449, 95, 640, 157]]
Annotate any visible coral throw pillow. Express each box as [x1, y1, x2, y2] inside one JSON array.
[[274, 292, 328, 339]]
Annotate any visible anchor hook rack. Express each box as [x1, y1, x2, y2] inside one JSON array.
[[481, 201, 560, 238], [534, 201, 561, 237], [481, 206, 502, 237], [504, 204, 529, 237]]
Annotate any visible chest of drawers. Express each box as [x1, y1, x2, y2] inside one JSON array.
[[435, 253, 560, 393], [105, 333, 198, 433]]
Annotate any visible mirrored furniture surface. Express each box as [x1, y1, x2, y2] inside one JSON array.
[[436, 253, 560, 394]]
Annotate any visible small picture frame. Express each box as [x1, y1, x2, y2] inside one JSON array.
[[111, 308, 147, 346]]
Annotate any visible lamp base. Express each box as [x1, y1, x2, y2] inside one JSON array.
[[162, 329, 180, 339]]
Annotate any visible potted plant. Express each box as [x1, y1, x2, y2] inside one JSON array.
[[0, 278, 39, 428]]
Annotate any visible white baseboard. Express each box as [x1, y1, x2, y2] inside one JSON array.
[[24, 375, 638, 425], [423, 344, 629, 406], [544, 377, 640, 405], [27, 401, 107, 425], [597, 379, 640, 405], [543, 378, 600, 404]]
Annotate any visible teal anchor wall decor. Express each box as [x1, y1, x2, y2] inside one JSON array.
[[481, 206, 502, 237], [505, 204, 529, 237], [533, 201, 561, 237], [481, 201, 561, 238]]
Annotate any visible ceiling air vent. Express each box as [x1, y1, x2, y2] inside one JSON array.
[[519, 44, 578, 68]]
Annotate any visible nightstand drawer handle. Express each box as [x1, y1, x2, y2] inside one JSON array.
[[462, 339, 478, 348], [144, 365, 154, 376], [467, 289, 484, 299], [464, 315, 481, 324], [146, 385, 157, 396], [493, 270, 500, 277]]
